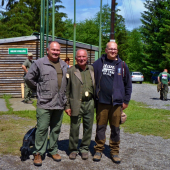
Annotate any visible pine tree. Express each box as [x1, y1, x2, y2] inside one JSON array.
[[0, 0, 67, 38], [141, 0, 170, 75]]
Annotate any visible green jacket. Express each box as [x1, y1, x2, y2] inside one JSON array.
[[65, 64, 95, 116]]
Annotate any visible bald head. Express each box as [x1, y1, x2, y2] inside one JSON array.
[[164, 69, 168, 73], [106, 42, 118, 49], [105, 42, 118, 60]]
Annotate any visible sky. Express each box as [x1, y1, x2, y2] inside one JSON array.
[[59, 0, 146, 31]]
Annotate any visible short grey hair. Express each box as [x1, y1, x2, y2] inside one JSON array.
[[76, 49, 89, 58], [47, 41, 61, 50]]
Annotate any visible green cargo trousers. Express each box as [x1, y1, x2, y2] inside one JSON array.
[[94, 103, 121, 155], [24, 81, 32, 102], [33, 107, 63, 156], [69, 99, 94, 153], [160, 84, 168, 100]]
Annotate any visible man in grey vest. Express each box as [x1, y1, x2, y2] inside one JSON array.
[[25, 41, 68, 166]]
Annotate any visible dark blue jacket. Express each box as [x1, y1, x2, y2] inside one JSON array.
[[92, 54, 132, 105]]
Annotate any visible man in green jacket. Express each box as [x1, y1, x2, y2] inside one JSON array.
[[65, 49, 95, 160], [158, 69, 170, 101]]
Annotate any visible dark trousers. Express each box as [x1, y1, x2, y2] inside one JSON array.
[[24, 81, 32, 102], [33, 108, 63, 155], [160, 84, 168, 100], [94, 103, 121, 155], [69, 99, 94, 153]]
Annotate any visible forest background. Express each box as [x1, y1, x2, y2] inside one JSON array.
[[0, 0, 170, 80]]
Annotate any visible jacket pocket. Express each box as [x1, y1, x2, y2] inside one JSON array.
[[113, 89, 124, 103], [38, 73, 52, 99]]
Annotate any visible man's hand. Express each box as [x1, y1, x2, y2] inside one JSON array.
[[122, 103, 128, 110], [65, 109, 71, 116]]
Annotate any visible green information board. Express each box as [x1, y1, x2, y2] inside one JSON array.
[[8, 48, 28, 54]]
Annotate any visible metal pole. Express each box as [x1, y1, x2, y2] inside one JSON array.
[[42, 0, 45, 57], [73, 0, 76, 65], [52, 0, 55, 41], [99, 0, 102, 58], [40, 0, 43, 58], [110, 0, 115, 42], [46, 0, 49, 53]]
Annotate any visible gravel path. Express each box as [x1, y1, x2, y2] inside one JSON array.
[[131, 83, 170, 110], [0, 83, 170, 170]]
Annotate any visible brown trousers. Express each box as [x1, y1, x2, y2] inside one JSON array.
[[94, 103, 121, 155]]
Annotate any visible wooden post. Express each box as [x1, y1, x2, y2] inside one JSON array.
[[21, 83, 24, 98]]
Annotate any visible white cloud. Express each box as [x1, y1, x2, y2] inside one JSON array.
[[118, 0, 145, 30], [60, 0, 146, 30]]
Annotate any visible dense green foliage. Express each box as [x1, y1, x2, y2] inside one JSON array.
[[126, 29, 144, 72], [140, 0, 170, 78], [0, 0, 67, 38], [63, 4, 128, 56], [1, 1, 170, 79]]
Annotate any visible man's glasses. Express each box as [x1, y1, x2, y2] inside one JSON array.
[[107, 48, 118, 51]]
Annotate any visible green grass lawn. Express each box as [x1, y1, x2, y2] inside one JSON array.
[[122, 100, 170, 139], [1, 95, 170, 139], [0, 95, 170, 155]]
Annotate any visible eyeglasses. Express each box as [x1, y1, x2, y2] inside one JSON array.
[[107, 48, 118, 51]]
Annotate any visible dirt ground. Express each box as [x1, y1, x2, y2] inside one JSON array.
[[0, 118, 170, 170]]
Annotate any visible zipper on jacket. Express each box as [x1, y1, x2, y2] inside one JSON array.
[[112, 62, 119, 104], [97, 58, 105, 99]]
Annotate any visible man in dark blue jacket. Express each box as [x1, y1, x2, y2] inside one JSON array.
[[92, 41, 132, 164]]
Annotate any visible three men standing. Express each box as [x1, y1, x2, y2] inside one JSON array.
[[65, 49, 95, 160], [92, 42, 132, 163], [158, 69, 170, 101], [25, 41, 132, 165], [25, 41, 68, 166]]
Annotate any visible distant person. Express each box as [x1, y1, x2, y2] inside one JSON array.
[[22, 53, 34, 104], [25, 41, 68, 166], [65, 57, 71, 68], [158, 69, 170, 101], [65, 49, 95, 160], [92, 41, 132, 164]]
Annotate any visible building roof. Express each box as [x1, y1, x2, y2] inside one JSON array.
[[0, 33, 99, 51]]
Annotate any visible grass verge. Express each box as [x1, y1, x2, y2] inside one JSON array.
[[0, 95, 170, 156], [121, 100, 170, 139]]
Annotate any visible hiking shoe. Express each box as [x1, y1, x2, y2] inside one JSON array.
[[69, 152, 77, 160], [111, 155, 121, 164], [52, 154, 61, 162], [33, 153, 42, 166], [81, 152, 88, 160], [93, 152, 102, 162], [24, 100, 33, 104]]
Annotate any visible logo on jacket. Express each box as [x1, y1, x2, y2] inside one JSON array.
[[118, 68, 121, 75]]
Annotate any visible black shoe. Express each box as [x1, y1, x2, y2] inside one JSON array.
[[163, 99, 167, 101]]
